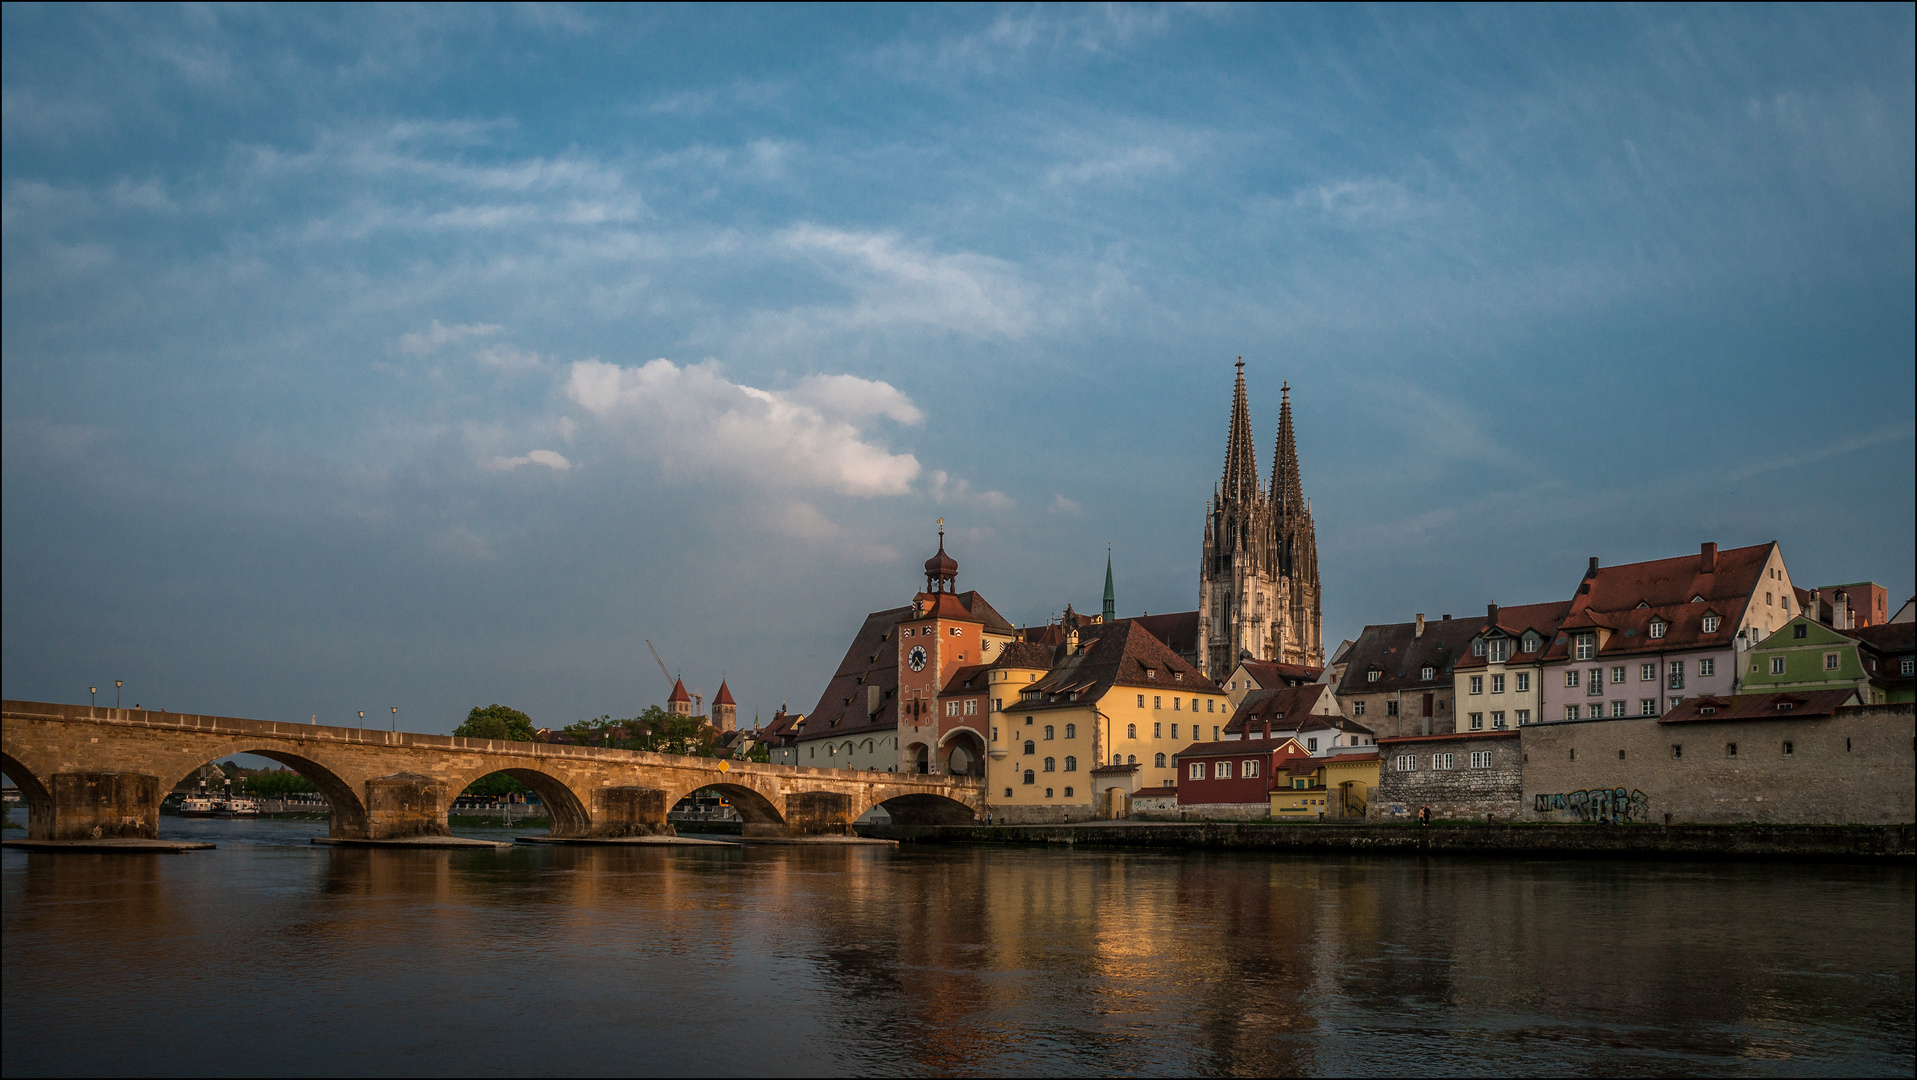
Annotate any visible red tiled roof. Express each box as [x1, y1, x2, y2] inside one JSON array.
[[1542, 600, 1737, 661], [803, 605, 911, 739], [1008, 621, 1220, 713], [1376, 730, 1520, 744], [712, 680, 735, 706], [667, 678, 691, 704], [1173, 738, 1309, 760], [940, 664, 991, 694], [1223, 684, 1334, 735], [1659, 688, 1860, 724], [1453, 599, 1573, 670], [1570, 541, 1771, 619], [1237, 659, 1325, 686]]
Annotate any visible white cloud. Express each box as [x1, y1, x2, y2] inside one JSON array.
[[472, 343, 549, 373], [929, 470, 1014, 510], [1049, 494, 1083, 515], [565, 358, 921, 497], [767, 225, 1036, 340], [398, 320, 502, 356], [485, 449, 571, 472]]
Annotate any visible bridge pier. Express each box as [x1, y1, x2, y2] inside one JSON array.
[[588, 786, 674, 837], [48, 772, 161, 840], [364, 772, 451, 839], [755, 791, 855, 837]]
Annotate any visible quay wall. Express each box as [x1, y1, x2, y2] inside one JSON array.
[[862, 821, 1914, 863]]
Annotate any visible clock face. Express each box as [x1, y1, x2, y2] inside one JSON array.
[[907, 645, 928, 671]]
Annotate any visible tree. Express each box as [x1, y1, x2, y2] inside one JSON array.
[[246, 769, 316, 796], [455, 703, 537, 742], [564, 706, 722, 758]]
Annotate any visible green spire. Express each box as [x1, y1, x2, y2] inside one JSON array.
[[1103, 545, 1116, 623]]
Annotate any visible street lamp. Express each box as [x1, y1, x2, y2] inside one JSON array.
[[358, 710, 365, 730], [90, 686, 98, 706], [115, 681, 123, 708], [391, 706, 398, 732]]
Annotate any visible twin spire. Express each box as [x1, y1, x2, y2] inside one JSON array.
[[1218, 357, 1306, 519]]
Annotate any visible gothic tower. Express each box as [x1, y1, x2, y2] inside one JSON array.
[[1196, 362, 1323, 678]]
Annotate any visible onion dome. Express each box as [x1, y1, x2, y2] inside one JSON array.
[[924, 520, 958, 593]]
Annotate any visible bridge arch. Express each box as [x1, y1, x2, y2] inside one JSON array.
[[170, 747, 370, 838], [1, 749, 53, 838], [667, 780, 784, 827], [448, 766, 591, 837], [874, 791, 977, 827]]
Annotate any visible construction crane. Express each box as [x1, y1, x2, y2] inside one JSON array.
[[646, 640, 674, 689]]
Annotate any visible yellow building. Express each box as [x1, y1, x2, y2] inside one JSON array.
[[1268, 753, 1380, 820], [987, 619, 1226, 822], [1450, 600, 1571, 732]]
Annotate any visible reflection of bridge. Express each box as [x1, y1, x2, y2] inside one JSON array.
[[1, 701, 983, 841]]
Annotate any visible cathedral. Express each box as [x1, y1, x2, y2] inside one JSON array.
[[1196, 360, 1324, 677]]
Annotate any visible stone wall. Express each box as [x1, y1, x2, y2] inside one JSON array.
[[1133, 801, 1269, 821], [1518, 704, 1915, 825], [1373, 732, 1523, 821]]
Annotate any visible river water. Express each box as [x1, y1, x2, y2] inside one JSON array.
[[3, 818, 1912, 1077]]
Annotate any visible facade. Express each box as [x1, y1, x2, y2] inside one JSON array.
[[1335, 613, 1478, 738], [1519, 695, 1913, 824], [1173, 737, 1309, 818], [1316, 753, 1381, 819], [1451, 600, 1571, 731], [986, 619, 1226, 822], [1221, 657, 1325, 710], [1196, 363, 1323, 678], [1218, 683, 1374, 755], [1743, 615, 1916, 704], [1538, 543, 1790, 724], [1373, 731, 1525, 821], [710, 680, 737, 733]]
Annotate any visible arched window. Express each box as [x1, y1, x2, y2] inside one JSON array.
[[1127, 723, 1137, 738], [1127, 754, 1137, 765], [1064, 755, 1077, 771], [1023, 740, 1036, 755], [1043, 725, 1055, 739], [1043, 757, 1056, 772], [1112, 754, 1122, 765], [1022, 770, 1035, 785], [1154, 752, 1166, 767], [1064, 723, 1076, 738]]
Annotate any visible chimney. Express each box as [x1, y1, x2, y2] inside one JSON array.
[[868, 685, 881, 717], [1442, 614, 1451, 621], [1587, 556, 1600, 578], [1700, 542, 1717, 573], [1834, 591, 1851, 631], [1066, 626, 1080, 654], [1487, 602, 1500, 626], [1415, 614, 1426, 638], [1810, 588, 1823, 625], [1263, 718, 1272, 740]]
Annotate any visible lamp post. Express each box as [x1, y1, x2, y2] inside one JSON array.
[[90, 687, 97, 706], [115, 681, 123, 708], [391, 706, 398, 732], [358, 710, 365, 730]]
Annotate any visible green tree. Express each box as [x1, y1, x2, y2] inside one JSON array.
[[564, 706, 722, 758], [462, 772, 530, 798], [455, 703, 537, 742], [246, 769, 316, 796]]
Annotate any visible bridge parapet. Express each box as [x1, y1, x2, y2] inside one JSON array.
[[2, 700, 983, 841]]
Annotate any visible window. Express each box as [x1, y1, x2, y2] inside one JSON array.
[[945, 701, 959, 717], [1469, 712, 1484, 731], [1611, 701, 1627, 718], [1492, 674, 1505, 694], [1293, 778, 1308, 790], [1792, 623, 1808, 640], [1782, 741, 1793, 756], [1522, 632, 1541, 652], [1432, 753, 1454, 770], [1153, 722, 1162, 738], [1473, 638, 1487, 657], [1641, 698, 1658, 716], [1153, 696, 1162, 709], [1824, 653, 1840, 671], [1307, 736, 1319, 750], [1045, 787, 1054, 798], [1565, 705, 1580, 721], [1515, 673, 1529, 692], [1396, 754, 1418, 771], [1703, 615, 1720, 633], [1064, 723, 1076, 739], [1698, 658, 1715, 677], [1243, 758, 1263, 778], [1041, 757, 1055, 772], [1386, 700, 1400, 717], [1022, 770, 1035, 784], [1367, 670, 1380, 683], [964, 699, 978, 715], [1726, 743, 1737, 758], [1113, 754, 1122, 765], [1770, 656, 1786, 675], [1191, 698, 1199, 712], [1637, 663, 1653, 681], [1172, 724, 1180, 739], [1668, 661, 1686, 690], [1766, 592, 1773, 606], [1005, 787, 1013, 798], [1352, 701, 1366, 716], [992, 727, 998, 741], [1587, 670, 1603, 696], [1216, 761, 1233, 779], [1575, 633, 1596, 660], [1469, 750, 1493, 769], [1649, 620, 1666, 639], [1566, 670, 1581, 687], [1470, 676, 1484, 695], [1492, 710, 1507, 729], [1127, 723, 1137, 739], [1153, 752, 1165, 767], [1189, 762, 1205, 780], [1213, 726, 1220, 739], [1422, 665, 1436, 681], [1044, 725, 1055, 740], [1174, 697, 1182, 710], [1515, 709, 1530, 725], [1137, 694, 1145, 707], [1489, 639, 1511, 662], [1023, 740, 1036, 755], [1611, 666, 1626, 684], [1904, 658, 1915, 677]]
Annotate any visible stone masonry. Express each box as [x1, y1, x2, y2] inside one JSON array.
[[1374, 731, 1523, 821]]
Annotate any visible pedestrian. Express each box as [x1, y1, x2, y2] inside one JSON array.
[[1418, 805, 1431, 827]]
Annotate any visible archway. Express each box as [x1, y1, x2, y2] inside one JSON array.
[[875, 792, 976, 827], [169, 750, 369, 839], [675, 782, 784, 827], [905, 742, 930, 775], [1, 750, 53, 839], [452, 768, 591, 837], [939, 729, 986, 777]]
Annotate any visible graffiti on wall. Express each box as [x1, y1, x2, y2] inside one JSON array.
[[1533, 787, 1650, 823]]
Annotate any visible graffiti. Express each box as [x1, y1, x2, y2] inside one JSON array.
[[1533, 787, 1650, 823]]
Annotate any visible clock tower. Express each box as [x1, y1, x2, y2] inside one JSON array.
[[896, 519, 984, 773]]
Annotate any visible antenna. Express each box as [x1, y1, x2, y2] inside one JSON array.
[[645, 640, 674, 688]]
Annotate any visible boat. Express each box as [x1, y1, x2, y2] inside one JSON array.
[[176, 794, 221, 817]]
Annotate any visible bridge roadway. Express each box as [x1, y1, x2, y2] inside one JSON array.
[[1, 700, 983, 841]]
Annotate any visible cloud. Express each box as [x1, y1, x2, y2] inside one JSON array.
[[398, 320, 502, 356], [762, 225, 1036, 340], [928, 470, 1014, 510], [485, 449, 571, 472], [472, 343, 549, 373], [565, 359, 921, 497], [1049, 494, 1083, 515]]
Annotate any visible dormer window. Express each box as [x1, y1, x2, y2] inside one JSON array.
[[1649, 621, 1667, 639], [1489, 639, 1511, 662], [1776, 702, 1794, 711], [1174, 671, 1184, 682], [1574, 632, 1596, 660], [1146, 669, 1157, 681], [1367, 669, 1381, 683], [1699, 706, 1717, 715], [1521, 632, 1541, 653], [1702, 615, 1720, 633], [1472, 638, 1487, 657], [1421, 665, 1435, 681]]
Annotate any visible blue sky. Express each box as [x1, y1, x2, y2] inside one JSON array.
[[4, 3, 1912, 733]]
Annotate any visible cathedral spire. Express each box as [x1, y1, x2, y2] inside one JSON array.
[[1271, 381, 1304, 518], [1219, 358, 1259, 508], [1102, 545, 1115, 624]]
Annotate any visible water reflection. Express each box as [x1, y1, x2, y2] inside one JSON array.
[[3, 821, 1911, 1077]]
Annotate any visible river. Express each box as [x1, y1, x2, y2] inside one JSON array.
[[3, 818, 1912, 1076]]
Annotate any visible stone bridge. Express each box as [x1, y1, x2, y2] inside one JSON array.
[[1, 700, 984, 840]]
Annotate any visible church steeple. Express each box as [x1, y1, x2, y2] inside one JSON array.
[[1219, 358, 1260, 509], [1102, 546, 1115, 624], [1271, 382, 1303, 518]]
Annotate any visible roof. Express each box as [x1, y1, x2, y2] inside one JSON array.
[[955, 591, 1016, 634], [940, 665, 991, 694], [1321, 752, 1382, 765], [1376, 730, 1520, 744], [801, 605, 911, 739], [1659, 689, 1861, 724], [1542, 600, 1737, 661], [1236, 659, 1325, 687], [1131, 785, 1181, 800], [1452, 600, 1574, 670], [1853, 622, 1916, 656], [1223, 684, 1335, 735], [712, 681, 735, 706], [1018, 610, 1201, 663], [1004, 621, 1221, 714], [667, 679, 691, 704], [1173, 738, 1310, 760], [989, 641, 1058, 671], [1569, 542, 1771, 621], [1335, 616, 1482, 696]]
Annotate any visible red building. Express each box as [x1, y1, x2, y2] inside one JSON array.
[[1173, 738, 1310, 807]]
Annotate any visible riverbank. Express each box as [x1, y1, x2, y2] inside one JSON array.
[[862, 821, 1915, 863]]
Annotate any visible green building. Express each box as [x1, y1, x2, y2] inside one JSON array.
[[1745, 615, 1916, 704]]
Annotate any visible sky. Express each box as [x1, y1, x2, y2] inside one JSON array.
[[4, 3, 1912, 735]]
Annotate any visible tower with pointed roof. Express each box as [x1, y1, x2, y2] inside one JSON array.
[[666, 678, 693, 717], [711, 679, 737, 732], [1102, 547, 1116, 624], [1196, 361, 1323, 678]]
